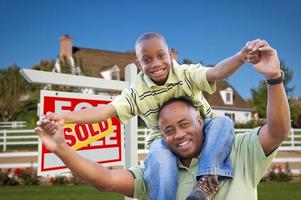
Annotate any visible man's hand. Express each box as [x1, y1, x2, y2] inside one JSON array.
[[36, 119, 66, 153], [250, 40, 281, 79]]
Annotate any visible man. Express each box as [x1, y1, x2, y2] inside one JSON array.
[[36, 40, 290, 200]]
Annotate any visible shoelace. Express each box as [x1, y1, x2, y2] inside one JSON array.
[[195, 175, 219, 199]]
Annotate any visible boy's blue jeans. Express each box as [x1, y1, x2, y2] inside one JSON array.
[[144, 116, 234, 200]]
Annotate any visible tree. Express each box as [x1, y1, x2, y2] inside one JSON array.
[[0, 65, 27, 121], [290, 104, 301, 128], [32, 59, 55, 71], [251, 60, 296, 124]]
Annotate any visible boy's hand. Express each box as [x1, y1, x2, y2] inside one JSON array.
[[46, 112, 65, 124], [35, 120, 66, 152], [239, 39, 261, 64], [38, 112, 64, 134]]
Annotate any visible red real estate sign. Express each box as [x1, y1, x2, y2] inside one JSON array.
[[38, 90, 124, 176]]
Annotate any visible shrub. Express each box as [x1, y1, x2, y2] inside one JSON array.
[[0, 167, 39, 186], [235, 119, 266, 129], [71, 173, 85, 185], [264, 164, 293, 182]]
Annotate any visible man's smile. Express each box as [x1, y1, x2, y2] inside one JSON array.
[[177, 139, 192, 148]]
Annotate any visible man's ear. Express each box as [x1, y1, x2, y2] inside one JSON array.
[[196, 116, 204, 129], [135, 59, 142, 71]]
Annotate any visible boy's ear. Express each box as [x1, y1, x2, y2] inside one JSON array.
[[169, 50, 174, 62], [169, 49, 173, 57], [135, 59, 142, 71]]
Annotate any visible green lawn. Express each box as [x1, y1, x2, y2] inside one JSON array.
[[0, 182, 300, 200], [0, 185, 123, 200], [258, 182, 301, 200]]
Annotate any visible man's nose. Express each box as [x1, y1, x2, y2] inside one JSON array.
[[174, 128, 185, 139]]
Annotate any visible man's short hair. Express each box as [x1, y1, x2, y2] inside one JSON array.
[[157, 96, 196, 121]]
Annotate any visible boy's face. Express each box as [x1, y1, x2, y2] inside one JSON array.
[[135, 37, 172, 85]]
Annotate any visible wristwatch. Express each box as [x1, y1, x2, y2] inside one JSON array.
[[266, 70, 284, 85]]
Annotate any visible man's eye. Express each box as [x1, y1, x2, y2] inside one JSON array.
[[181, 123, 189, 128], [165, 129, 174, 136]]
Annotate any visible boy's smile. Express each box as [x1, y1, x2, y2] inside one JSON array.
[[136, 37, 172, 85]]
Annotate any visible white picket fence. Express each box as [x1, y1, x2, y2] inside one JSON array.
[[1, 128, 301, 173], [1, 128, 301, 152], [0, 121, 26, 129]]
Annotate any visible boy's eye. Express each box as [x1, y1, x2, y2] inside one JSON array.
[[158, 53, 166, 59], [142, 57, 152, 64]]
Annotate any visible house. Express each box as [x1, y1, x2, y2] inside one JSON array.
[[203, 81, 252, 123], [56, 35, 253, 123], [58, 35, 137, 81]]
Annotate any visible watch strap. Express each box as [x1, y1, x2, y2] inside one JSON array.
[[266, 70, 284, 85]]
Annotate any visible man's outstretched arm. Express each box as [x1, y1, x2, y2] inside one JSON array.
[[35, 122, 135, 197], [252, 41, 291, 155]]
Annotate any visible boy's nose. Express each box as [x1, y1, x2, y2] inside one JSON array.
[[152, 58, 162, 67]]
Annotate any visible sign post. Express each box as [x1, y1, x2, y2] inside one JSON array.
[[21, 64, 138, 199]]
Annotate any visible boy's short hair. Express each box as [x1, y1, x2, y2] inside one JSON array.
[[135, 32, 167, 48], [157, 96, 197, 120]]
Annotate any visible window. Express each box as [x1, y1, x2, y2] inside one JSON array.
[[220, 87, 233, 105], [226, 92, 232, 103], [225, 113, 235, 122], [111, 65, 120, 80]]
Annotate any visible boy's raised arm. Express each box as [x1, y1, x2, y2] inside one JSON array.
[[206, 39, 261, 82], [46, 103, 117, 124]]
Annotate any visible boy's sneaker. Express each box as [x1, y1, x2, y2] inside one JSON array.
[[186, 175, 219, 200]]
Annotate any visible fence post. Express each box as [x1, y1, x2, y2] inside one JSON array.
[[124, 64, 137, 200], [3, 129, 7, 151], [144, 128, 148, 151], [291, 129, 295, 147]]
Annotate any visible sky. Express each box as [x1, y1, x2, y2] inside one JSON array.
[[0, 0, 300, 99]]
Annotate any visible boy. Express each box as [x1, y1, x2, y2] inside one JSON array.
[[41, 33, 259, 200]]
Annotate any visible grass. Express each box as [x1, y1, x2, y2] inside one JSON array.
[[0, 182, 300, 200], [0, 185, 123, 200], [258, 182, 301, 200]]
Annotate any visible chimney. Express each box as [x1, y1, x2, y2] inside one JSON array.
[[170, 48, 178, 61], [60, 35, 73, 57]]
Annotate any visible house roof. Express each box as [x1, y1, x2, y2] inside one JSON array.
[[203, 80, 252, 111], [72, 46, 136, 80]]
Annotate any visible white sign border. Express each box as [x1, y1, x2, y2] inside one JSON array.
[[38, 90, 124, 176]]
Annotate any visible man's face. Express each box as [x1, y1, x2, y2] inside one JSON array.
[[135, 37, 172, 85], [158, 101, 204, 163]]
